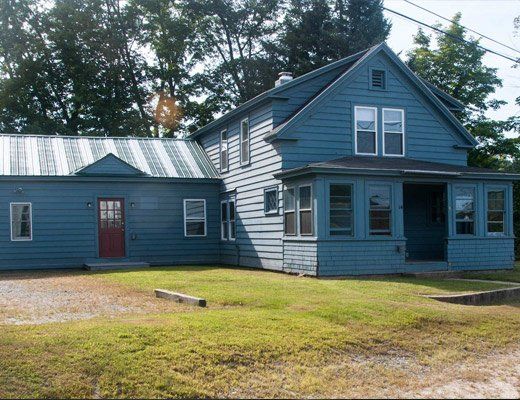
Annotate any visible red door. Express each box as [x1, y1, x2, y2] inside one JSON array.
[[98, 198, 125, 258]]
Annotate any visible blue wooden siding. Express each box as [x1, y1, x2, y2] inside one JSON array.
[[77, 154, 144, 176], [280, 52, 469, 168], [0, 179, 220, 270], [447, 238, 514, 270], [199, 103, 285, 270]]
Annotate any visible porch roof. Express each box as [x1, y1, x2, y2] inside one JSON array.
[[274, 156, 520, 181]]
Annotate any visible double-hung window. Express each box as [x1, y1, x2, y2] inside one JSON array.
[[10, 202, 32, 241], [220, 129, 228, 172], [299, 185, 313, 235], [283, 187, 296, 235], [221, 199, 236, 240], [240, 118, 250, 165], [487, 189, 505, 235], [184, 199, 206, 237], [264, 187, 278, 214], [329, 184, 353, 236], [383, 108, 404, 156], [355, 106, 377, 155], [455, 187, 475, 235], [368, 184, 392, 236]]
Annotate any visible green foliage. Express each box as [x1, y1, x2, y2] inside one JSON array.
[[279, 0, 390, 76], [0, 0, 393, 135], [406, 14, 520, 168]]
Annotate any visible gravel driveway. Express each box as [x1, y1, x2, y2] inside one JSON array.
[[0, 270, 171, 325]]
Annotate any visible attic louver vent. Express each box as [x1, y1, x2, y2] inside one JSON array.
[[371, 69, 386, 89]]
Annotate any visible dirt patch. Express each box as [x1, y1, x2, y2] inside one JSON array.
[[0, 270, 174, 325]]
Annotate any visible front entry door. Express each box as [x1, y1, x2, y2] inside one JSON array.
[[98, 198, 125, 258]]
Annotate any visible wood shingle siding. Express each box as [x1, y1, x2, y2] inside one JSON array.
[[0, 179, 220, 270]]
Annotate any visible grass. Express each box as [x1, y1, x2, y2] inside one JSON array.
[[1, 266, 520, 398], [462, 262, 520, 283]]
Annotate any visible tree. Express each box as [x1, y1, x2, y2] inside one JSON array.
[[406, 14, 520, 169], [278, 0, 390, 77], [188, 0, 282, 109]]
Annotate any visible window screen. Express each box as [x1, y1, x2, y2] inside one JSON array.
[[487, 190, 505, 235], [329, 184, 353, 236], [184, 200, 206, 237], [355, 107, 377, 155], [11, 203, 32, 241]]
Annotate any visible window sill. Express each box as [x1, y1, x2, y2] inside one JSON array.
[[264, 211, 279, 216], [282, 236, 317, 242]]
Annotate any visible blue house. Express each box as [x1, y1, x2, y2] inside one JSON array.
[[1, 43, 518, 275]]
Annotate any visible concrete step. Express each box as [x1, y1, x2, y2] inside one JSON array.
[[84, 261, 150, 271]]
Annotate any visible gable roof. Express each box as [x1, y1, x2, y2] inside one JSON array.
[[275, 156, 520, 181], [265, 43, 478, 147], [187, 47, 374, 139], [75, 153, 147, 176], [0, 134, 219, 179], [267, 44, 477, 146]]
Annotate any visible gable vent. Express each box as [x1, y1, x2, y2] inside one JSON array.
[[371, 69, 386, 89]]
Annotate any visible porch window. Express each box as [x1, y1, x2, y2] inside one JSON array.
[[299, 185, 313, 235], [220, 129, 228, 172], [10, 202, 32, 241], [368, 185, 392, 236], [329, 184, 353, 236], [283, 187, 296, 235], [455, 187, 475, 235], [383, 108, 404, 156], [355, 106, 377, 155], [487, 189, 505, 235], [240, 118, 250, 165], [221, 199, 236, 240], [184, 199, 206, 237]]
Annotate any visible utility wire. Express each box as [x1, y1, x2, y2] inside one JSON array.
[[403, 0, 520, 55], [383, 6, 520, 64]]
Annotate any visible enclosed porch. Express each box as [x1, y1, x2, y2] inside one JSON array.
[[276, 156, 517, 276]]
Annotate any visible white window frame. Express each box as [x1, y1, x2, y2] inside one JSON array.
[[183, 199, 207, 237], [264, 186, 279, 215], [298, 184, 313, 236], [220, 198, 236, 241], [240, 118, 250, 165], [228, 199, 236, 241], [220, 129, 228, 172], [10, 202, 33, 241], [354, 106, 378, 156], [220, 200, 228, 240], [382, 108, 405, 157]]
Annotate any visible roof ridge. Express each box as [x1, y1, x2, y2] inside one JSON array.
[[188, 46, 373, 139]]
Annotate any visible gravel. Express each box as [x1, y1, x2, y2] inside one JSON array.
[[0, 270, 171, 325]]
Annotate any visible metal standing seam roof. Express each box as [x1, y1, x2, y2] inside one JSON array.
[[0, 134, 219, 179]]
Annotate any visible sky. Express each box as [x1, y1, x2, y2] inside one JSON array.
[[384, 0, 519, 129]]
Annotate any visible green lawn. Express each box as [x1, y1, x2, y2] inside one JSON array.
[[462, 262, 520, 283], [1, 266, 519, 398]]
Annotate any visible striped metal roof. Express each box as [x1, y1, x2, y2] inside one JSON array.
[[0, 135, 219, 179]]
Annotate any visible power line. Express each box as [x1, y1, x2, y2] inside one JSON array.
[[383, 6, 520, 64], [403, 0, 520, 55]]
